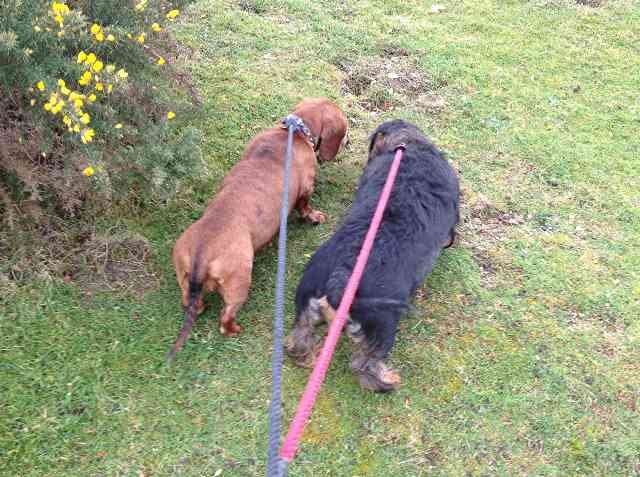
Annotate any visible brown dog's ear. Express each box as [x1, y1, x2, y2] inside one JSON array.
[[368, 132, 385, 161], [317, 125, 347, 162]]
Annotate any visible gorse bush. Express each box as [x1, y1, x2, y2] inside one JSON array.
[[0, 0, 202, 226]]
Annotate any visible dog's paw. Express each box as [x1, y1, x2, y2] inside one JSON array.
[[305, 209, 326, 225], [285, 334, 322, 368], [219, 322, 243, 337], [353, 359, 401, 393]]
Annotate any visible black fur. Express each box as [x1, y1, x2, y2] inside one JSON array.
[[291, 120, 459, 388]]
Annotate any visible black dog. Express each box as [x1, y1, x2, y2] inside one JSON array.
[[285, 120, 460, 392]]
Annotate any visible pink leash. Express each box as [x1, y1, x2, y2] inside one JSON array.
[[279, 146, 405, 465]]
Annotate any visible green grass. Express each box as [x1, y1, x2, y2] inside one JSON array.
[[2, 0, 640, 475]]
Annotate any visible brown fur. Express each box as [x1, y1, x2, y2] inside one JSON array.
[[167, 98, 348, 361]]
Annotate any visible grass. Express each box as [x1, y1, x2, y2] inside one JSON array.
[[2, 0, 640, 475]]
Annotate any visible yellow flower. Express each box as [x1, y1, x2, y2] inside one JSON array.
[[107, 84, 113, 93], [88, 93, 97, 102], [92, 60, 104, 73], [52, 100, 64, 114], [85, 53, 96, 65], [57, 79, 66, 88], [36, 81, 45, 91], [95, 31, 105, 42], [54, 15, 64, 26], [61, 86, 71, 96], [77, 51, 87, 64], [116, 69, 128, 80], [152, 23, 161, 32], [63, 115, 71, 126], [90, 24, 101, 35], [34, 25, 42, 32], [52, 2, 70, 15], [127, 33, 133, 39], [73, 124, 80, 132], [105, 64, 115, 74], [157, 56, 165, 66], [167, 111, 176, 120], [44, 102, 52, 111], [114, 123, 123, 129], [82, 166, 95, 177], [79, 71, 92, 86], [95, 82, 104, 91], [107, 34, 115, 42], [69, 91, 85, 102], [166, 9, 179, 20], [80, 113, 90, 125], [136, 33, 145, 44], [74, 98, 83, 109], [30, 99, 36, 106], [81, 129, 95, 144]]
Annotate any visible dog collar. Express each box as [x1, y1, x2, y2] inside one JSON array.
[[280, 114, 318, 150]]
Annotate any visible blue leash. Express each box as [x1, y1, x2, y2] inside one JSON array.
[[267, 115, 306, 477]]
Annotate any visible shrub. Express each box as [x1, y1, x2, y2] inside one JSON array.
[[0, 0, 202, 224]]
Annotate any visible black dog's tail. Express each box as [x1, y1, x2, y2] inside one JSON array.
[[350, 297, 409, 312], [166, 251, 204, 364], [325, 267, 409, 315]]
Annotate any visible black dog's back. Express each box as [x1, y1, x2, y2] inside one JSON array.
[[296, 127, 459, 315]]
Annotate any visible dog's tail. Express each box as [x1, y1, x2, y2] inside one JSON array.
[[166, 250, 205, 364]]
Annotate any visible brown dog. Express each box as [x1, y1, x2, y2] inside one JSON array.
[[167, 98, 348, 361]]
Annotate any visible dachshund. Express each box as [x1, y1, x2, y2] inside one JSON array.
[[168, 98, 348, 361]]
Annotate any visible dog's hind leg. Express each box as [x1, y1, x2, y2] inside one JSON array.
[[310, 297, 401, 392], [348, 313, 402, 393], [216, 257, 252, 337], [285, 296, 402, 392], [285, 297, 326, 368]]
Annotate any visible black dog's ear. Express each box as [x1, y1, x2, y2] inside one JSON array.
[[368, 132, 385, 161]]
